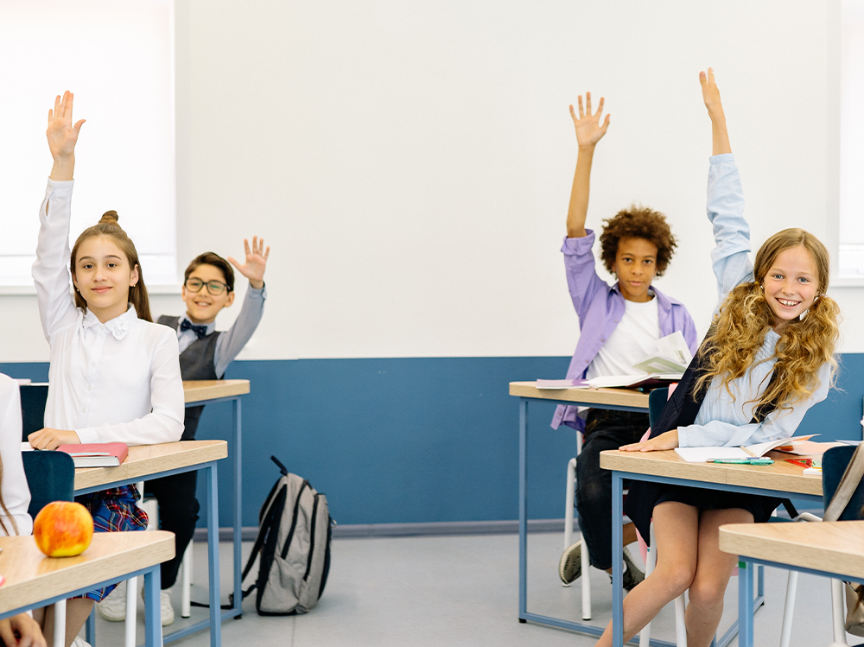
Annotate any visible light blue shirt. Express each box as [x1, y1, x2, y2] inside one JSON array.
[[677, 154, 831, 448]]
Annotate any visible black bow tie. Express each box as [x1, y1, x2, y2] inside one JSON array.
[[180, 319, 209, 339]]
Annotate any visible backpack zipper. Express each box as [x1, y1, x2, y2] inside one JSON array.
[[302, 494, 320, 581], [280, 481, 308, 560]]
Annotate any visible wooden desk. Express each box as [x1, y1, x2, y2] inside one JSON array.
[[0, 532, 175, 647], [720, 521, 864, 647], [508, 381, 649, 637], [600, 449, 824, 647], [75, 440, 227, 647], [184, 379, 250, 404], [181, 380, 250, 632]]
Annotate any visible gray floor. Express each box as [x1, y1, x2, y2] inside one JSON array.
[[87, 531, 851, 647]]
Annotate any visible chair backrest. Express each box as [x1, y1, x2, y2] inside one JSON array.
[[22, 451, 75, 518], [19, 384, 49, 441], [648, 387, 670, 430], [822, 445, 864, 521]]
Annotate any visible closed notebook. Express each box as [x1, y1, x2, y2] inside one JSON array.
[[55, 443, 129, 468], [674, 435, 817, 463]]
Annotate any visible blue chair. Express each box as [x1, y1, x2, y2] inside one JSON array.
[[779, 445, 864, 647], [19, 384, 49, 440], [22, 449, 76, 647], [22, 450, 75, 518]]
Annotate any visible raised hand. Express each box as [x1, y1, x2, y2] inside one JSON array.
[[228, 236, 270, 289], [570, 92, 610, 149], [699, 68, 723, 116], [699, 68, 732, 155], [46, 91, 85, 160]]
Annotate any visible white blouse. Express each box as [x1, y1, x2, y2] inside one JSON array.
[[0, 375, 32, 535], [31, 179, 185, 445]]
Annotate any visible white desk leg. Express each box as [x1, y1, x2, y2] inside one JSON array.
[[181, 545, 192, 617], [831, 579, 847, 644], [125, 577, 137, 647], [54, 600, 66, 647], [779, 570, 798, 647]]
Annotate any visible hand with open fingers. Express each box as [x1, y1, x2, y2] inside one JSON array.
[[28, 427, 81, 451], [0, 613, 48, 647], [620, 429, 679, 453], [570, 92, 610, 149], [228, 236, 270, 290], [699, 68, 724, 115], [46, 91, 85, 159]]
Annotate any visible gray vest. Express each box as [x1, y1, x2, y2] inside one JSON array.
[[158, 315, 223, 441]]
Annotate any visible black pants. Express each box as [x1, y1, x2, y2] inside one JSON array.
[[144, 471, 199, 589], [575, 409, 649, 571]]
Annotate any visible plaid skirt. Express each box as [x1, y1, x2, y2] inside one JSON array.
[[73, 485, 149, 601]]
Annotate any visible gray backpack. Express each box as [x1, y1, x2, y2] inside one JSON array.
[[236, 456, 333, 615]]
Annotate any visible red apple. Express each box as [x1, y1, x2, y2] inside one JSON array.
[[33, 501, 94, 557]]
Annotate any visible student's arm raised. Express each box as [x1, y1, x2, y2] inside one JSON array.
[[32, 92, 87, 339], [700, 69, 731, 156], [228, 236, 270, 290], [566, 93, 610, 239]]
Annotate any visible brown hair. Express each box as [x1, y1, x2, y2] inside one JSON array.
[[599, 205, 678, 276], [696, 228, 840, 414], [70, 211, 153, 322], [184, 252, 235, 292], [0, 456, 19, 536]]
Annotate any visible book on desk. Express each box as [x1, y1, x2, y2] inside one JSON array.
[[21, 442, 129, 468], [674, 435, 818, 463]]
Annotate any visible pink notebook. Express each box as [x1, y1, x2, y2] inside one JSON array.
[[56, 443, 129, 468]]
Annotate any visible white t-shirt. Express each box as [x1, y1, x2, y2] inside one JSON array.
[[585, 295, 661, 380]]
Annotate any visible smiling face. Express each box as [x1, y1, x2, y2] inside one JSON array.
[[182, 263, 235, 324], [611, 237, 659, 303], [762, 245, 820, 332], [72, 235, 138, 323]]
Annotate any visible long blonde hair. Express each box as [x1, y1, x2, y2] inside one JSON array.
[[695, 228, 840, 414]]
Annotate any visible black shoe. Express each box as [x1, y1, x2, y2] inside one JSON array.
[[558, 541, 582, 584], [608, 548, 645, 592]]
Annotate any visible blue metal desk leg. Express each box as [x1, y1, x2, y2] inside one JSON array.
[[612, 471, 624, 647], [143, 565, 163, 647], [85, 608, 96, 645], [738, 560, 754, 647], [518, 399, 528, 622], [207, 462, 222, 647], [233, 398, 243, 617]]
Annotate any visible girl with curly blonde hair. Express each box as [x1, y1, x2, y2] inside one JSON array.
[[592, 70, 841, 647]]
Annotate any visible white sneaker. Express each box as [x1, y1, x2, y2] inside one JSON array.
[[141, 586, 176, 626], [72, 636, 93, 647], [96, 580, 126, 622]]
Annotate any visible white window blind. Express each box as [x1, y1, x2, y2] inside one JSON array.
[[0, 0, 175, 287], [840, 0, 864, 277]]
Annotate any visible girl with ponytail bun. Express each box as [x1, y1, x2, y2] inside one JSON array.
[[29, 91, 184, 638]]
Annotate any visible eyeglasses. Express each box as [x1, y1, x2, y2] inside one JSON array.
[[185, 277, 230, 295]]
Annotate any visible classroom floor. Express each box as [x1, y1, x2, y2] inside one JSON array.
[[86, 530, 850, 647]]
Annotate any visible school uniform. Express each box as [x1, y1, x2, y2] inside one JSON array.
[[32, 178, 185, 599], [0, 374, 32, 537], [554, 230, 698, 571], [625, 154, 832, 542], [146, 286, 265, 589]]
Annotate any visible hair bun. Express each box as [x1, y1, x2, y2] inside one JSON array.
[[100, 210, 120, 225]]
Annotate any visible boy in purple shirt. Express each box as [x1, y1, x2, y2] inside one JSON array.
[[556, 93, 698, 591]]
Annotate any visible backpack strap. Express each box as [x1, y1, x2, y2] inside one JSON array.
[[824, 444, 864, 522]]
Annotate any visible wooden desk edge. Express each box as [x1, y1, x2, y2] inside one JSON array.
[[508, 381, 649, 408], [74, 440, 228, 490], [184, 379, 250, 403]]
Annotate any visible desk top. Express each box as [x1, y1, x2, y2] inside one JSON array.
[[509, 382, 649, 409], [183, 379, 250, 404], [600, 449, 822, 497], [0, 531, 174, 613], [720, 520, 864, 579], [74, 440, 228, 491]]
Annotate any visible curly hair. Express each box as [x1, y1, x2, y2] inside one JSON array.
[[599, 205, 677, 276], [695, 228, 840, 414]]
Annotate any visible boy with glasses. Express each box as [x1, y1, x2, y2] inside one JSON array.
[[97, 236, 269, 625]]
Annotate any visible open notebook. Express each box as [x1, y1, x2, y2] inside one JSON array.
[[674, 435, 817, 463]]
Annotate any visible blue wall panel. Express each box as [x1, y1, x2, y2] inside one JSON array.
[[4, 355, 863, 527]]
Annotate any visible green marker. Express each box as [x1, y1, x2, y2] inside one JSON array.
[[712, 457, 774, 465]]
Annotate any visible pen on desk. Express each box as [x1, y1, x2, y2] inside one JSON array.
[[711, 457, 774, 465]]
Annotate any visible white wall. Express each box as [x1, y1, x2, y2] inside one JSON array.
[[2, 0, 862, 362]]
